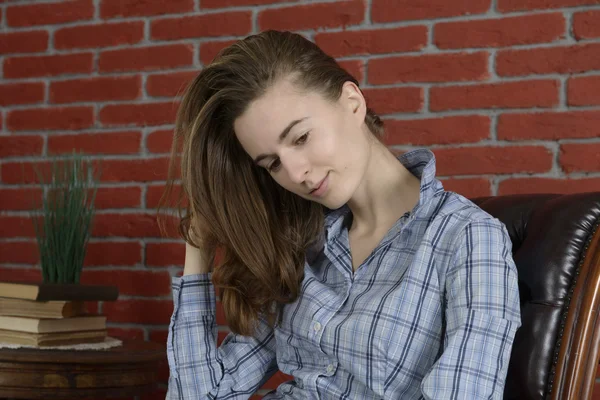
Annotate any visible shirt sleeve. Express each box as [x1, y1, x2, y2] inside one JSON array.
[[421, 218, 522, 400], [166, 273, 278, 400]]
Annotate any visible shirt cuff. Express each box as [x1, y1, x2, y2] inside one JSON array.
[[171, 273, 216, 316]]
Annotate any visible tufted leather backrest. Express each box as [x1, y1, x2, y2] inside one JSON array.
[[472, 193, 600, 399]]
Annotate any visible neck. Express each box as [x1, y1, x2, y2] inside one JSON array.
[[346, 141, 421, 234]]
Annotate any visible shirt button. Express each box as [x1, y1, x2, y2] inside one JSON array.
[[326, 364, 335, 373], [313, 322, 322, 332]]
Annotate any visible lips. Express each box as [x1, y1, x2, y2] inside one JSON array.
[[310, 176, 327, 194], [309, 173, 330, 197]]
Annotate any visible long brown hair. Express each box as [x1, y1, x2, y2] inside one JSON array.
[[158, 30, 383, 336]]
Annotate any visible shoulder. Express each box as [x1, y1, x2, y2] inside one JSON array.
[[428, 190, 508, 246]]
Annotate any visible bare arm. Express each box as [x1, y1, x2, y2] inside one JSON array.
[[183, 223, 212, 275], [183, 241, 211, 275]]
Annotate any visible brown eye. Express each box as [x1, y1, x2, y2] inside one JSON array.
[[268, 158, 281, 173], [295, 132, 310, 145]]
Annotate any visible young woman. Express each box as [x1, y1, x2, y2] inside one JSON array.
[[162, 30, 521, 399]]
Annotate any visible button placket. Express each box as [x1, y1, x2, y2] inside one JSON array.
[[324, 361, 338, 376], [311, 319, 324, 344]]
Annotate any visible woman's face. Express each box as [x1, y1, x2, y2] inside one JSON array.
[[234, 77, 372, 210]]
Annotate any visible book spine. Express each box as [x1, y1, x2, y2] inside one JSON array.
[[36, 286, 119, 301]]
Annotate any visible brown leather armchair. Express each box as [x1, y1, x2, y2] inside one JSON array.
[[473, 193, 600, 400]]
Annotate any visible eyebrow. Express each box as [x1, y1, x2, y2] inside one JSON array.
[[253, 117, 308, 165]]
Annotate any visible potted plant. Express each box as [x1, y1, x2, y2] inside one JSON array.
[[31, 151, 99, 284], [0, 151, 118, 301]]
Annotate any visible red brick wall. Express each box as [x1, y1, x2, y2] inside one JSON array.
[[1, 0, 600, 398]]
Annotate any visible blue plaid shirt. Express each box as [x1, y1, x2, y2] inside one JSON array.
[[166, 149, 521, 399]]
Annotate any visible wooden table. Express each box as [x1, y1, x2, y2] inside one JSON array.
[[0, 339, 165, 399]]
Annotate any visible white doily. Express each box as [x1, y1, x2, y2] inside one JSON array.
[[0, 336, 123, 350]]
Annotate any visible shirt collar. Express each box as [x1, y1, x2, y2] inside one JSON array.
[[323, 148, 441, 242]]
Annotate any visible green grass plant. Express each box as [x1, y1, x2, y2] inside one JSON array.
[[30, 152, 100, 284]]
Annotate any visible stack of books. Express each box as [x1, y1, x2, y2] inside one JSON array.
[[0, 281, 118, 347]]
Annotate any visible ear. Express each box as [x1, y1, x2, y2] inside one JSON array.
[[340, 81, 367, 122]]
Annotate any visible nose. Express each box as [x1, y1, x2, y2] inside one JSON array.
[[282, 153, 309, 185]]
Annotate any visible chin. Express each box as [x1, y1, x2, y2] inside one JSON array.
[[319, 192, 350, 210], [324, 203, 347, 212]]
